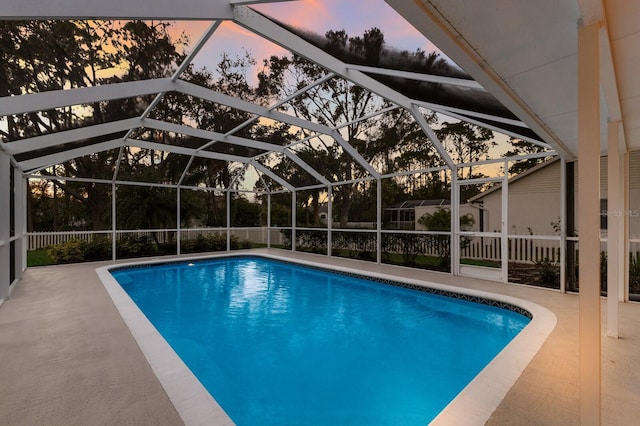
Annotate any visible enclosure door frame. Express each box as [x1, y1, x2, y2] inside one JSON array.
[[454, 172, 508, 283]]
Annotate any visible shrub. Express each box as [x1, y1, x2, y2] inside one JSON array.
[[83, 237, 112, 261], [116, 235, 154, 258], [629, 257, 640, 298], [212, 233, 230, 250], [535, 257, 560, 286], [180, 233, 250, 253], [47, 239, 88, 264], [280, 229, 293, 249], [418, 207, 472, 266]]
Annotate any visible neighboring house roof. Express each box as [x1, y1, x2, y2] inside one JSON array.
[[468, 157, 561, 202], [386, 199, 450, 210], [306, 204, 329, 214]]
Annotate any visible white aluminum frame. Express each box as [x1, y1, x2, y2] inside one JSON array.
[[2, 1, 576, 301]]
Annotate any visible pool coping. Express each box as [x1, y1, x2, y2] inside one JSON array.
[[96, 252, 557, 426]]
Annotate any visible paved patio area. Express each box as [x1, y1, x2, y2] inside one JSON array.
[[1, 249, 639, 425]]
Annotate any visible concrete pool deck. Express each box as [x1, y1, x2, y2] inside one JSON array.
[[1, 248, 639, 425]]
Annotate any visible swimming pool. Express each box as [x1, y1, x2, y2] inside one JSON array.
[[105, 254, 540, 425]]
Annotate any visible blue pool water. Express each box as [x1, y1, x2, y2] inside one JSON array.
[[111, 256, 529, 425]]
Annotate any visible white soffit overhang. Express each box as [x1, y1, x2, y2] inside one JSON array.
[[386, 0, 640, 159], [385, 0, 579, 160], [603, 0, 640, 154]]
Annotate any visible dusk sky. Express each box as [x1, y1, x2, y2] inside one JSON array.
[[175, 0, 447, 77]]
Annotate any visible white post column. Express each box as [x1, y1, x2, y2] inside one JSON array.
[[451, 170, 460, 275], [21, 176, 27, 272], [623, 152, 630, 301], [0, 151, 10, 300], [607, 121, 623, 337], [501, 159, 509, 283], [578, 19, 601, 425], [13, 169, 25, 282], [560, 159, 567, 292]]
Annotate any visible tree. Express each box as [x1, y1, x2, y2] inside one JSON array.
[[436, 121, 496, 178], [257, 28, 494, 223], [503, 137, 552, 175], [435, 121, 496, 199], [418, 207, 474, 266], [2, 20, 188, 230], [257, 29, 395, 227], [4, 22, 279, 233]]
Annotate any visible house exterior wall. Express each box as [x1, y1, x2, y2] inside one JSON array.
[[481, 160, 562, 235], [473, 152, 640, 238], [619, 151, 640, 238]]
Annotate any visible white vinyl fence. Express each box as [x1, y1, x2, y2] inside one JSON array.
[[462, 236, 562, 264], [29, 229, 622, 266], [27, 227, 284, 251], [28, 231, 112, 250]]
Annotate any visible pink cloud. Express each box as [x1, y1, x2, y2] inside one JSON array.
[[253, 0, 334, 31], [167, 1, 449, 79]]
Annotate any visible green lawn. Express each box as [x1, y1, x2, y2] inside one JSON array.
[[26, 244, 501, 270], [27, 249, 56, 267], [460, 258, 501, 268]]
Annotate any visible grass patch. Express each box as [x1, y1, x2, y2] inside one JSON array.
[[27, 249, 56, 267], [385, 252, 442, 266], [460, 258, 501, 268]]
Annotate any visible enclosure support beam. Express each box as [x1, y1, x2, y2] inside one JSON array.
[[327, 186, 332, 258], [377, 178, 382, 264], [0, 151, 10, 301], [606, 120, 623, 337], [291, 191, 297, 252], [577, 20, 602, 425], [501, 160, 509, 283], [0, 0, 235, 20], [177, 188, 181, 256], [112, 183, 117, 261], [13, 169, 25, 283], [451, 170, 460, 275], [226, 190, 231, 252], [267, 193, 272, 248]]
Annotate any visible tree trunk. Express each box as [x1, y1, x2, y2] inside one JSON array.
[[339, 186, 352, 228], [312, 191, 320, 226]]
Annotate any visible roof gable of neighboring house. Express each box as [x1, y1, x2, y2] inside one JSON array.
[[385, 199, 451, 210]]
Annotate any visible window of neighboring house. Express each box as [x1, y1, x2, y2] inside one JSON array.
[[600, 199, 607, 230]]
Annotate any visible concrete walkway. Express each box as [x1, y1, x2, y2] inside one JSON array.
[[1, 249, 639, 425], [0, 261, 182, 426]]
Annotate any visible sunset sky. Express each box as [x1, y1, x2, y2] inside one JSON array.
[[175, 0, 446, 77]]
